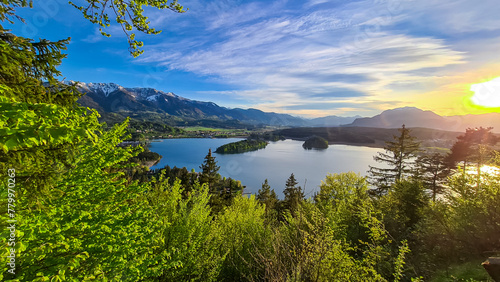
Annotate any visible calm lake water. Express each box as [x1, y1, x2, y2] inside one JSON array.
[[149, 138, 384, 198]]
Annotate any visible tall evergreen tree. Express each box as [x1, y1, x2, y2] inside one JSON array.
[[282, 173, 304, 216], [368, 124, 421, 195], [199, 148, 220, 190], [416, 153, 451, 201], [256, 179, 278, 214]]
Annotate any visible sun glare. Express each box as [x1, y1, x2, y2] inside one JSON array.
[[470, 77, 500, 107], [466, 165, 500, 176]]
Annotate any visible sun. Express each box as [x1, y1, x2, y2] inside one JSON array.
[[470, 77, 500, 107]]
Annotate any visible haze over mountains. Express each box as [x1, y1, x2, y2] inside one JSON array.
[[74, 82, 309, 126], [348, 107, 500, 133], [73, 82, 500, 132]]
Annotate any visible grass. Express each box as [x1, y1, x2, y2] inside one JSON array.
[[430, 261, 493, 282], [182, 126, 237, 132]]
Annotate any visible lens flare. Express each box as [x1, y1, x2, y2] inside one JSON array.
[[470, 77, 500, 107]]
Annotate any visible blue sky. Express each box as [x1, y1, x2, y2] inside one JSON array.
[[7, 0, 500, 117]]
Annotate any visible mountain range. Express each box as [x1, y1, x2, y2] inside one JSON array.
[[73, 82, 500, 132], [74, 82, 310, 127], [348, 107, 500, 133]]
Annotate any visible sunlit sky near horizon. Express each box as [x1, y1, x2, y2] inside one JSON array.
[[7, 0, 500, 117]]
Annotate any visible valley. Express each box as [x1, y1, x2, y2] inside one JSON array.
[[75, 82, 500, 151]]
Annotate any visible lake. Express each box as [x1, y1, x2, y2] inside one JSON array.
[[149, 138, 384, 198]]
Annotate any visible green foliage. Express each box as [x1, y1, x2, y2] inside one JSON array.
[[394, 241, 410, 282], [0, 25, 99, 197], [379, 180, 429, 241], [215, 139, 268, 154], [444, 172, 500, 254], [125, 120, 184, 140], [249, 197, 412, 281], [248, 132, 285, 142], [128, 145, 161, 164], [1, 120, 149, 280], [215, 195, 270, 281], [142, 176, 222, 281], [0, 26, 72, 102], [151, 165, 196, 192], [149, 162, 243, 213], [315, 173, 376, 244], [199, 149, 227, 213], [69, 0, 187, 57], [429, 260, 492, 282]]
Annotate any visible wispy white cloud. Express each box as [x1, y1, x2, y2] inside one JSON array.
[[134, 0, 499, 116], [395, 0, 500, 34]]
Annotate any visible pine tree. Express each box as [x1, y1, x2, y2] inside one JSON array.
[[416, 153, 451, 201], [368, 125, 421, 195], [282, 173, 304, 216], [0, 23, 102, 199], [257, 179, 278, 213], [199, 148, 220, 190]]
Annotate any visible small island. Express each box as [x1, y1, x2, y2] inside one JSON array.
[[303, 135, 329, 149], [215, 140, 268, 154]]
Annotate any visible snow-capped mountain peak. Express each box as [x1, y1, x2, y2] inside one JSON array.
[[65, 81, 123, 97], [65, 81, 184, 101], [127, 87, 180, 101], [86, 82, 121, 97]]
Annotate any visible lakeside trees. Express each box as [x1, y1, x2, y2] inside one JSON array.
[[447, 127, 499, 176]]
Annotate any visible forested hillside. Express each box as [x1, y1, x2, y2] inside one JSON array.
[[1, 1, 500, 281], [278, 126, 464, 148]]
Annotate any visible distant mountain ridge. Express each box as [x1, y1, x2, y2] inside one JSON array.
[[347, 107, 500, 133], [71, 82, 500, 131], [309, 115, 362, 127], [348, 107, 448, 129], [72, 82, 310, 126]]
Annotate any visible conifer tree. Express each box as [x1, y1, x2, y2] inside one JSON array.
[[199, 148, 220, 190], [257, 179, 278, 213], [416, 153, 451, 201], [368, 125, 421, 195], [199, 148, 227, 213], [282, 173, 304, 216]]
